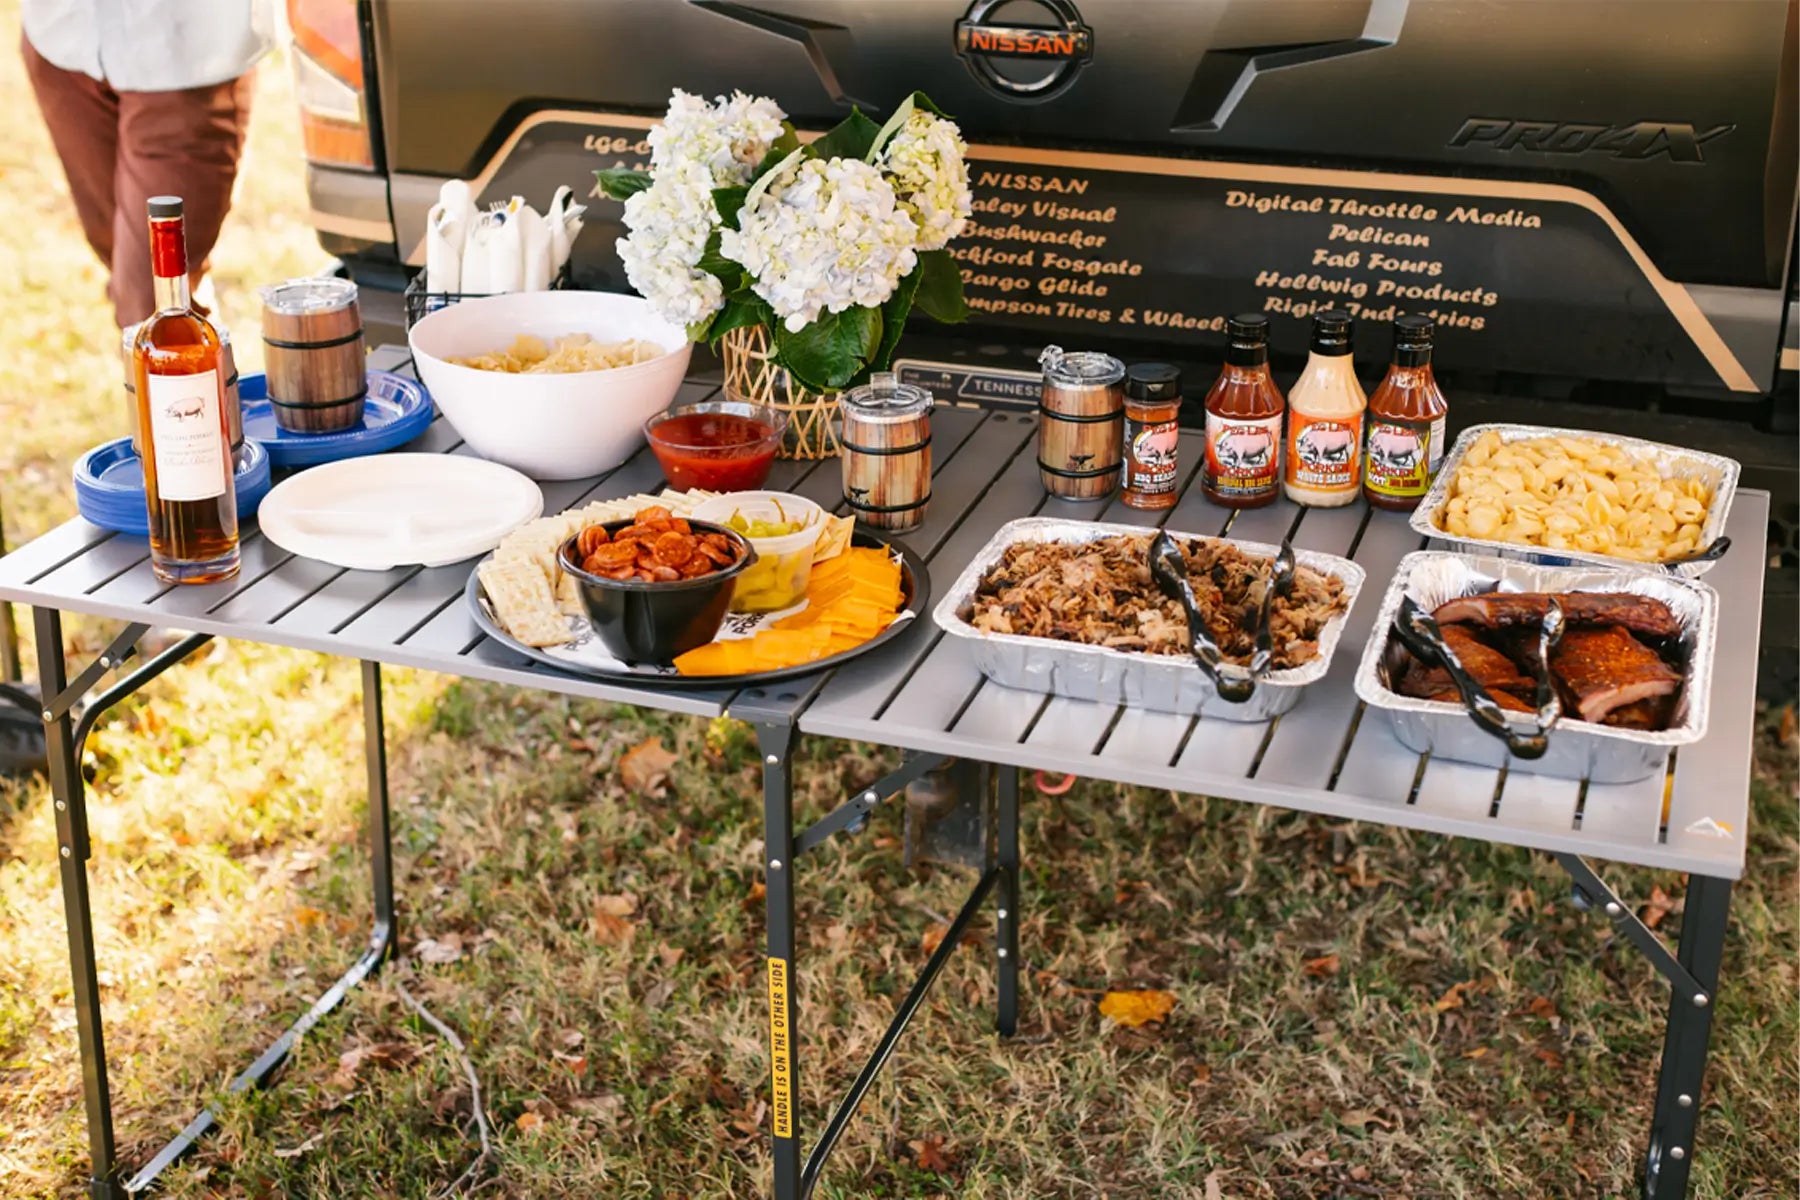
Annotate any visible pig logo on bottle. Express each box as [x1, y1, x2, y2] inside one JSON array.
[[1295, 423, 1357, 469], [1214, 425, 1274, 473], [1131, 426, 1179, 471], [1367, 425, 1422, 474], [163, 397, 206, 424]]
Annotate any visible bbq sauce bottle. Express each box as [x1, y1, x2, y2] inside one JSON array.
[[1283, 310, 1366, 508], [1363, 315, 1449, 512], [1202, 314, 1285, 509], [1121, 362, 1181, 510]]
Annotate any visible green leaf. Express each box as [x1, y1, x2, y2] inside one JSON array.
[[866, 95, 916, 164], [806, 109, 882, 163], [754, 124, 802, 176], [687, 313, 718, 343], [713, 186, 749, 229], [745, 146, 805, 214], [909, 90, 950, 118], [693, 231, 739, 284], [593, 167, 652, 200], [773, 306, 882, 392], [705, 295, 773, 345], [912, 249, 968, 324], [862, 267, 921, 382]]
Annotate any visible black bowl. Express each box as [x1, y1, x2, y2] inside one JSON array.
[[557, 518, 756, 664]]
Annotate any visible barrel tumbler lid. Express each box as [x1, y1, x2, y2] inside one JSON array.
[[1039, 345, 1125, 388], [839, 372, 932, 423], [1125, 362, 1181, 402], [261, 277, 360, 315]]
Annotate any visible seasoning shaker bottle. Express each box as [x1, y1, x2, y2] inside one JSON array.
[[1037, 345, 1125, 500], [839, 372, 933, 532], [1122, 363, 1182, 510]]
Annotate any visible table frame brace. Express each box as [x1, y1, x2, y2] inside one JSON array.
[[1555, 853, 1705, 1004], [795, 753, 951, 859], [32, 608, 396, 1199], [1552, 852, 1732, 1200]]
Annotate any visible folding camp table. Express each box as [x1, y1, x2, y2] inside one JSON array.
[[0, 344, 1765, 1200]]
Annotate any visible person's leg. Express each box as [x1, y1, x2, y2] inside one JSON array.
[[111, 71, 255, 326], [20, 33, 121, 269]]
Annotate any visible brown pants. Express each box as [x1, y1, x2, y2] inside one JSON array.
[[22, 34, 253, 327]]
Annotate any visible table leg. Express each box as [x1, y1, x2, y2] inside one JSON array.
[[0, 493, 19, 683], [1642, 873, 1732, 1200], [995, 764, 1019, 1038], [758, 722, 801, 1200], [34, 607, 124, 1200]]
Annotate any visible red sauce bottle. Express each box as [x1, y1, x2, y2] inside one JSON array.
[[1202, 313, 1285, 509], [1363, 315, 1449, 512]]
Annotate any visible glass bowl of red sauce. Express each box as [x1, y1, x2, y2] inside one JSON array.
[[644, 400, 787, 492]]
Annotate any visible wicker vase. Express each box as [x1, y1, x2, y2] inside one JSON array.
[[720, 324, 841, 460]]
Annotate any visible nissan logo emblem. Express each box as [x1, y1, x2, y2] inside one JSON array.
[[954, 0, 1093, 101]]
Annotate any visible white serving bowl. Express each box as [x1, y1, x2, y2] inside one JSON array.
[[408, 290, 693, 481]]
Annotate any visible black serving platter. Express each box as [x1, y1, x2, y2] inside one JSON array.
[[467, 530, 929, 688]]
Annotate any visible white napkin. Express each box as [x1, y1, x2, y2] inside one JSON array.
[[425, 203, 464, 293], [519, 202, 552, 293], [427, 179, 478, 292], [484, 199, 526, 294], [459, 211, 498, 294], [544, 185, 586, 275]]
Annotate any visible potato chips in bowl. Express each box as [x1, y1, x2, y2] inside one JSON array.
[[410, 290, 692, 481]]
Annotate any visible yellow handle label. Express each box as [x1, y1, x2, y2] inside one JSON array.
[[768, 957, 793, 1139]]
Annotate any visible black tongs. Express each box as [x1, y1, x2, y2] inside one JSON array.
[[1149, 531, 1296, 705], [1663, 536, 1730, 573], [1393, 596, 1565, 759]]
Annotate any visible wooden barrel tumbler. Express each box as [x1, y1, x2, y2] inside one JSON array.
[[261, 278, 366, 434], [1038, 345, 1125, 500], [839, 373, 932, 533]]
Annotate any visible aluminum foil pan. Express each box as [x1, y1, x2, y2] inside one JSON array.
[[933, 517, 1365, 722], [1353, 550, 1718, 783], [1410, 423, 1740, 578]]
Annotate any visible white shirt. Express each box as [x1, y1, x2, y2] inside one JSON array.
[[23, 0, 275, 92]]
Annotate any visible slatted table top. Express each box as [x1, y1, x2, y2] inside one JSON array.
[[0, 346, 1763, 878]]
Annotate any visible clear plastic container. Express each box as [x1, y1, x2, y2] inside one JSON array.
[[693, 491, 825, 612]]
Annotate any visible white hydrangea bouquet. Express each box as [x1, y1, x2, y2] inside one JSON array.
[[595, 89, 971, 399]]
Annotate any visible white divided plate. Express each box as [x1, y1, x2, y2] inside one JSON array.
[[258, 453, 544, 570]]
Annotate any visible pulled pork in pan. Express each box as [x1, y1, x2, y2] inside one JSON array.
[[964, 534, 1348, 670]]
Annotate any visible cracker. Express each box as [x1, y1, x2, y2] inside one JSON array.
[[478, 558, 571, 647]]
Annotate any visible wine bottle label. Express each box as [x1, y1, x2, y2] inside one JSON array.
[[1286, 411, 1363, 492], [1123, 416, 1180, 496], [146, 369, 227, 502], [1364, 417, 1438, 498], [1203, 413, 1281, 499]]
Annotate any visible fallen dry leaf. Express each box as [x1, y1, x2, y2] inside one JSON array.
[[1778, 703, 1795, 746], [619, 737, 679, 795], [1098, 989, 1176, 1028], [1303, 953, 1340, 978], [1534, 1047, 1565, 1068], [414, 934, 464, 965], [333, 1041, 419, 1087], [909, 1133, 954, 1173], [1337, 1107, 1395, 1130], [1433, 980, 1477, 1012], [643, 978, 677, 1009], [1203, 1169, 1224, 1200], [1641, 885, 1676, 931], [272, 1132, 325, 1160], [596, 893, 638, 917], [592, 910, 635, 947], [1526, 995, 1559, 1021], [291, 906, 328, 931], [515, 1111, 546, 1135]]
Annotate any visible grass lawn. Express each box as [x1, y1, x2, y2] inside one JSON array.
[[0, 3, 1796, 1195]]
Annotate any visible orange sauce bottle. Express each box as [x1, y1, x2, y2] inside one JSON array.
[[1363, 315, 1449, 512], [1202, 313, 1285, 509]]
